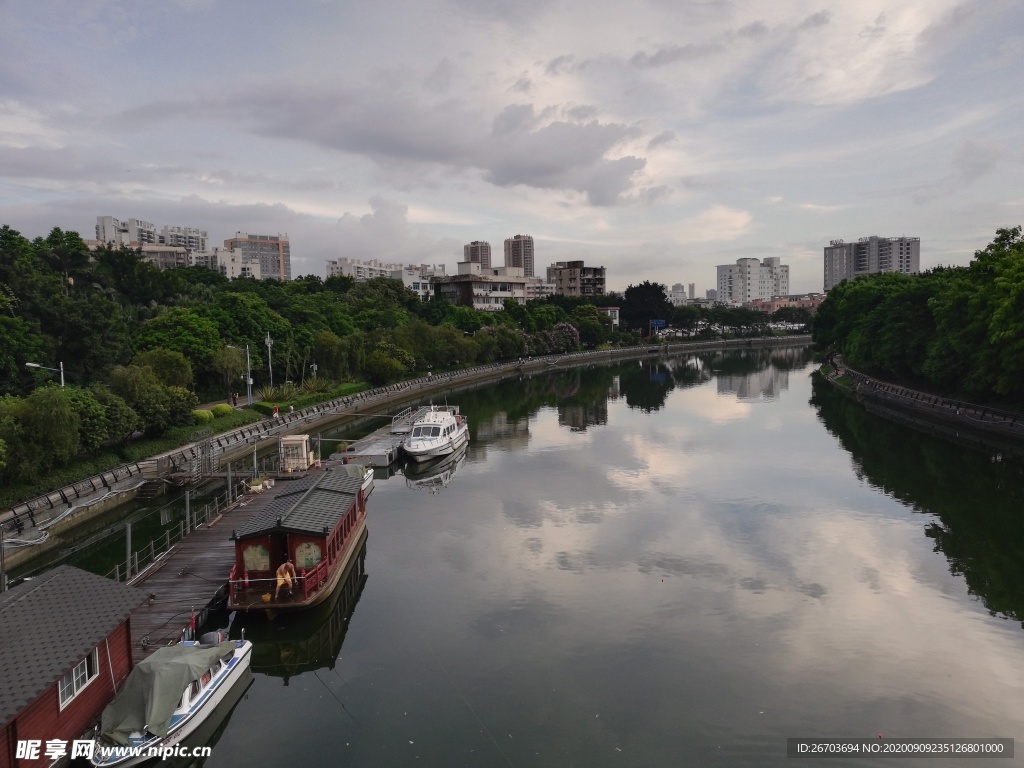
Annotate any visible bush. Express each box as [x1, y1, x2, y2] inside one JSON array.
[[193, 409, 214, 423], [210, 403, 234, 418]]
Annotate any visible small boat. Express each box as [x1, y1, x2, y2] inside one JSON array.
[[90, 638, 252, 767], [227, 468, 368, 612], [402, 405, 469, 464], [338, 461, 375, 497]]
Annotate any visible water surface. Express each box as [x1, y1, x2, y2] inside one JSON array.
[[202, 345, 1024, 766]]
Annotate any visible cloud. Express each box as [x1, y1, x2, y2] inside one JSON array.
[[629, 42, 725, 69], [136, 87, 651, 206], [678, 205, 752, 242], [647, 130, 676, 150], [546, 54, 576, 75], [797, 10, 832, 30], [737, 21, 769, 39], [952, 140, 1002, 184], [331, 196, 462, 265]]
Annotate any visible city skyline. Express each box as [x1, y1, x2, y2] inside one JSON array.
[[1, 2, 1021, 294]]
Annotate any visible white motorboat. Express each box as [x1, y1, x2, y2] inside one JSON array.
[[90, 638, 253, 767], [402, 405, 469, 463]]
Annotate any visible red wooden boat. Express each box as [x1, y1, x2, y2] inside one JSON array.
[[227, 467, 367, 612]]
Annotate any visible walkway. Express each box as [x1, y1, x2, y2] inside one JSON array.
[[822, 354, 1024, 442]]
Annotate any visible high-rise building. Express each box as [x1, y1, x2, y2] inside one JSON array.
[[716, 257, 789, 305], [549, 261, 606, 297], [823, 236, 920, 291], [464, 241, 492, 270], [504, 234, 535, 278], [225, 232, 291, 281], [688, 283, 695, 300]]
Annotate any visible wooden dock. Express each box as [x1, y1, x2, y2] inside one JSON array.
[[339, 405, 434, 466], [126, 498, 249, 664]]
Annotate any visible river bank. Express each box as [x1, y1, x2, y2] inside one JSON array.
[[817, 354, 1024, 450]]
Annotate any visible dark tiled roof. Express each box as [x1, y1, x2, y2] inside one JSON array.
[[0, 566, 146, 726], [236, 469, 362, 538]]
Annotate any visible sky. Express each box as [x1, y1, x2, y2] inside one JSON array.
[[1, 1, 1022, 294]]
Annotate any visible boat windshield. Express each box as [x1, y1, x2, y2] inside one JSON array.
[[412, 426, 442, 438]]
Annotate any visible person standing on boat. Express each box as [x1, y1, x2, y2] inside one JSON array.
[[275, 559, 297, 599]]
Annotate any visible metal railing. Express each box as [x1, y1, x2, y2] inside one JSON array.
[[105, 481, 248, 583]]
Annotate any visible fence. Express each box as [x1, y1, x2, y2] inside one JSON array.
[[104, 481, 249, 584]]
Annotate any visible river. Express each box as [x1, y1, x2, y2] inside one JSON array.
[[134, 344, 1024, 766]]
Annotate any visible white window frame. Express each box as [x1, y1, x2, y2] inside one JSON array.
[[58, 648, 100, 710]]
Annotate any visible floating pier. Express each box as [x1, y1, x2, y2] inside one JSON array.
[[339, 405, 435, 466], [126, 502, 243, 664]]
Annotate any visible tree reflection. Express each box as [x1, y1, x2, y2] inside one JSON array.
[[810, 379, 1024, 626]]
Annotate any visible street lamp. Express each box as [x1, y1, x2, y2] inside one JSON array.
[[25, 361, 64, 387], [227, 345, 253, 406], [265, 333, 274, 389]]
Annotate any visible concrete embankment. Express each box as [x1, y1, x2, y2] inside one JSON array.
[[1, 334, 810, 569], [818, 355, 1024, 448]]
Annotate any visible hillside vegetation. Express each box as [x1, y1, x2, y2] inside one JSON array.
[[813, 227, 1024, 406]]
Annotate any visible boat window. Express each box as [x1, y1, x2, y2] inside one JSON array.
[[190, 680, 201, 702], [430, 426, 441, 437], [201, 671, 212, 686]]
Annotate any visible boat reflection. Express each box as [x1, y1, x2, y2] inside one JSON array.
[[240, 532, 368, 684], [402, 443, 468, 493]]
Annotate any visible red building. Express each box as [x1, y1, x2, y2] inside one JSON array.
[[0, 566, 145, 768]]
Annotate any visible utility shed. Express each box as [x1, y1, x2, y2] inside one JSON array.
[[0, 566, 146, 768]]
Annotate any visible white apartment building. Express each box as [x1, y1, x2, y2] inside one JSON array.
[[327, 258, 446, 281], [668, 283, 688, 307], [823, 236, 920, 291], [95, 216, 157, 246], [161, 225, 208, 252], [716, 257, 789, 305], [218, 248, 262, 280], [433, 262, 529, 311], [390, 265, 446, 301], [525, 279, 555, 300]]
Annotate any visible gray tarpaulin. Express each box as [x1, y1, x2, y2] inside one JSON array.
[[99, 642, 235, 745]]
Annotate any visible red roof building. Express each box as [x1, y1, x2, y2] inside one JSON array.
[[0, 566, 145, 768]]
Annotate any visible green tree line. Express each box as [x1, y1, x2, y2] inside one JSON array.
[[0, 222, 809, 489], [812, 226, 1024, 405]]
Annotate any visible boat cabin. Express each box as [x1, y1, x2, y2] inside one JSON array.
[[228, 469, 366, 611], [278, 435, 317, 474]]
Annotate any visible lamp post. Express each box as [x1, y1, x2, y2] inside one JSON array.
[[227, 345, 253, 406], [265, 333, 274, 389], [245, 345, 253, 405], [25, 361, 64, 387]]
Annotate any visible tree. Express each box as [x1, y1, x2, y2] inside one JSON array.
[[132, 348, 194, 389], [210, 346, 246, 398], [620, 281, 673, 334], [136, 309, 222, 368], [21, 386, 80, 468], [64, 386, 110, 454], [91, 385, 139, 444], [36, 228, 91, 295]]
